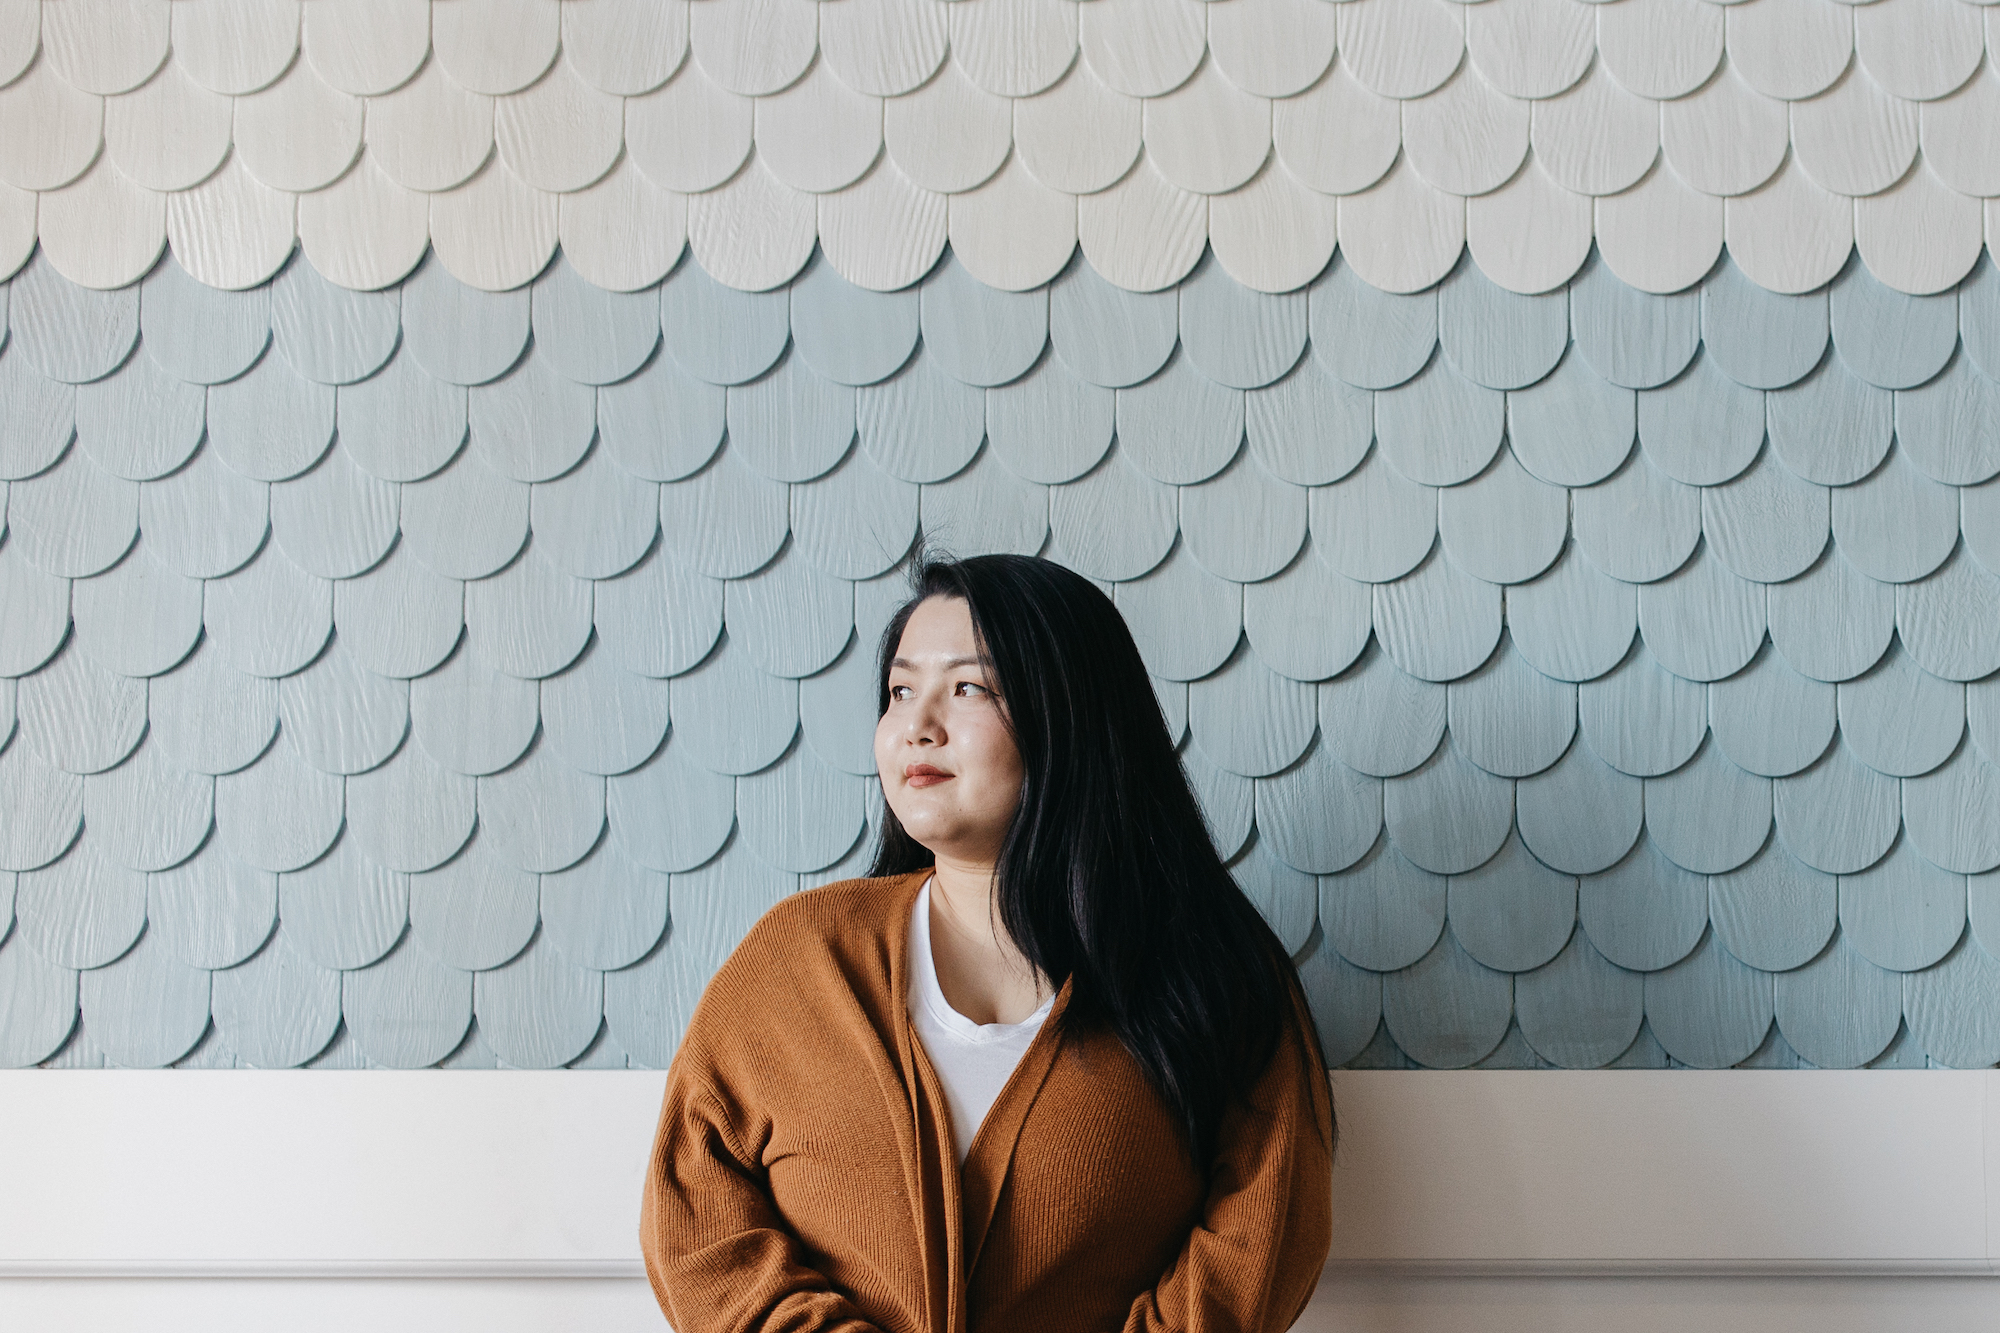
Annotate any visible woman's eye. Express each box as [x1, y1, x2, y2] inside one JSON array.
[[955, 681, 988, 697]]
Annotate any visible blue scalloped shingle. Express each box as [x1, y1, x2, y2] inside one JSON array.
[[1699, 255, 1828, 391], [1244, 355, 1371, 487], [858, 346, 985, 485], [138, 445, 270, 580], [539, 840, 670, 973], [737, 742, 869, 875], [1636, 352, 1764, 487], [668, 632, 798, 776], [1772, 738, 1903, 876], [344, 739, 478, 874], [407, 834, 541, 971], [1635, 541, 1766, 682], [462, 547, 593, 680], [1833, 447, 1960, 585], [1231, 839, 1318, 955], [1379, 925, 1512, 1069], [725, 545, 855, 679], [1836, 638, 1965, 778], [1186, 644, 1317, 779], [1839, 834, 1967, 973], [1643, 738, 1772, 876], [1253, 739, 1381, 879], [1567, 253, 1700, 391], [1373, 353, 1504, 487], [1514, 931, 1644, 1070], [1642, 928, 1774, 1069], [146, 638, 280, 778], [1900, 932, 2000, 1068], [1576, 640, 1706, 778], [6, 446, 140, 578], [791, 449, 921, 580], [1319, 833, 1445, 974], [1113, 543, 1242, 683], [277, 641, 410, 775], [1506, 347, 1635, 488], [467, 350, 599, 483], [1446, 830, 1577, 973], [1309, 255, 1436, 391], [726, 353, 857, 484], [70, 545, 203, 678], [1317, 642, 1446, 778], [400, 255, 530, 386], [269, 255, 400, 386], [406, 640, 540, 782], [1437, 447, 1567, 586], [1570, 448, 1701, 585], [1372, 550, 1503, 683], [920, 251, 1048, 389], [337, 348, 469, 484], [1047, 255, 1179, 389], [1179, 453, 1307, 584], [206, 347, 338, 482], [0, 339, 76, 482], [74, 347, 206, 482], [985, 351, 1116, 485], [342, 934, 474, 1069], [1046, 448, 1177, 582], [1437, 259, 1566, 392], [208, 929, 341, 1069], [16, 645, 147, 774], [597, 347, 726, 483], [1707, 645, 1837, 778], [269, 445, 399, 580], [1516, 738, 1642, 876], [1506, 542, 1637, 684], [1178, 252, 1306, 391], [1709, 839, 1837, 973], [1702, 449, 1830, 585], [1765, 548, 1895, 683], [475, 743, 606, 874], [8, 252, 139, 384], [1381, 736, 1513, 877], [530, 447, 660, 580], [1898, 548, 2000, 684], [1296, 933, 1382, 1067], [798, 637, 881, 778], [1771, 931, 1902, 1070], [275, 833, 408, 970], [78, 926, 212, 1068], [80, 743, 211, 872], [530, 254, 660, 387], [1242, 548, 1369, 684], [13, 841, 145, 970], [147, 843, 276, 970], [1828, 258, 1958, 392], [1767, 355, 1894, 487], [332, 545, 465, 681], [212, 739, 345, 872], [788, 253, 919, 388], [1308, 447, 1436, 584], [659, 258, 791, 387], [139, 258, 270, 386], [1963, 253, 2000, 380], [920, 445, 1050, 558], [1116, 350, 1245, 486], [1447, 635, 1576, 779], [1902, 742, 2000, 875], [606, 736, 737, 874], [473, 933, 606, 1069]]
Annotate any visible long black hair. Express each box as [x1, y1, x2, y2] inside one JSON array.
[[869, 553, 1328, 1165]]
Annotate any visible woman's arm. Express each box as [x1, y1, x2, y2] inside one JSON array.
[[640, 1070, 885, 1333], [1118, 1007, 1336, 1333]]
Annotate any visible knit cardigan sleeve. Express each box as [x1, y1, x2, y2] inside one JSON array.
[[640, 1066, 886, 1333], [1117, 1005, 1336, 1333]]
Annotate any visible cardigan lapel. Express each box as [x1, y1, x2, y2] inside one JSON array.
[[885, 871, 964, 1333], [956, 978, 1074, 1277]]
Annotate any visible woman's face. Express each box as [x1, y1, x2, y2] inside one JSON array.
[[874, 596, 1024, 868]]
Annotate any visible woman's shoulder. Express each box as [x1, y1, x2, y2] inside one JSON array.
[[705, 871, 922, 999]]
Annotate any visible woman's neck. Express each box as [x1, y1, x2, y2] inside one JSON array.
[[925, 857, 1049, 1025]]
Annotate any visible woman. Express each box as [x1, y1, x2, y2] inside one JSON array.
[[641, 554, 1334, 1333]]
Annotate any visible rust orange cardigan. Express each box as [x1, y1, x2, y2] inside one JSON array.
[[639, 871, 1334, 1333]]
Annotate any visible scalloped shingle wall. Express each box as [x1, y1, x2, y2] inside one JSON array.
[[4, 0, 2000, 300], [5, 240, 2000, 1073]]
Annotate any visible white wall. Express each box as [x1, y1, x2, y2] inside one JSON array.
[[3, 1071, 1996, 1331]]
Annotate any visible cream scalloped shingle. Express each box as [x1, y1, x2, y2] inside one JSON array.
[[0, 0, 1996, 296]]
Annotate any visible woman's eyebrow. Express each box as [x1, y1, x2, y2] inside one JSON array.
[[889, 655, 991, 670]]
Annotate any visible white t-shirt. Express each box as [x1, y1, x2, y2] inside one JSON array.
[[907, 879, 1055, 1163]]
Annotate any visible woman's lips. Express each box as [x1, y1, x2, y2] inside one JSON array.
[[904, 763, 952, 788]]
